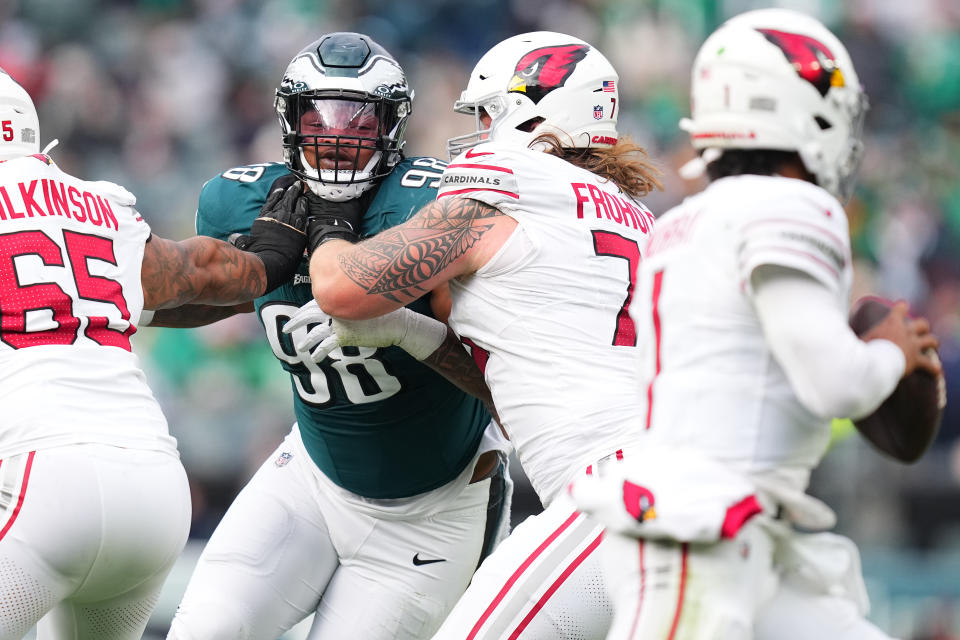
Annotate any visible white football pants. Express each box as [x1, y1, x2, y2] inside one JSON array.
[[603, 522, 896, 640], [168, 423, 512, 640], [0, 444, 191, 640], [601, 522, 777, 640], [433, 455, 894, 640], [432, 493, 613, 640]]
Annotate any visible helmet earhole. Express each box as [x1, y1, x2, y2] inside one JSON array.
[[814, 116, 832, 130], [516, 117, 545, 133]]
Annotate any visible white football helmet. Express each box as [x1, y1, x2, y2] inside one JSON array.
[[447, 31, 620, 158], [275, 33, 412, 201], [0, 68, 39, 161], [680, 9, 868, 201]]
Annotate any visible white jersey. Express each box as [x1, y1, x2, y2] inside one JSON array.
[[440, 142, 656, 504], [633, 174, 852, 495], [0, 154, 172, 458]]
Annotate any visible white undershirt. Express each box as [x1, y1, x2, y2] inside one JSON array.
[[751, 266, 905, 420]]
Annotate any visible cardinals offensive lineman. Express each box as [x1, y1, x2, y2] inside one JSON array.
[[302, 32, 662, 638], [0, 69, 308, 640], [570, 10, 941, 640]]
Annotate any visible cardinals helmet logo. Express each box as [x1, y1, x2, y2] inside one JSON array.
[[757, 28, 846, 97], [622, 480, 657, 523], [509, 44, 590, 104]]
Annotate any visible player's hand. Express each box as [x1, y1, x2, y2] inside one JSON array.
[[230, 175, 309, 293], [282, 299, 447, 362], [255, 175, 309, 237], [862, 301, 941, 378], [304, 193, 365, 253], [230, 175, 307, 251], [282, 299, 337, 361]]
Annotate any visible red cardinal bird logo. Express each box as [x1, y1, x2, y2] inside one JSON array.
[[509, 44, 590, 104], [622, 480, 658, 522], [756, 28, 846, 97]]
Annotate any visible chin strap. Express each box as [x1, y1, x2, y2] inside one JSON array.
[[678, 147, 723, 180]]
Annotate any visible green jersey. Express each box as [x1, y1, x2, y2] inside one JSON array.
[[196, 158, 490, 498]]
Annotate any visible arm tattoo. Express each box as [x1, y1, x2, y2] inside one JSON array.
[[142, 236, 267, 309], [422, 328, 500, 424], [338, 198, 501, 301]]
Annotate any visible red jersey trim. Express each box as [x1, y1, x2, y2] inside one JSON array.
[[720, 495, 763, 539], [645, 270, 665, 429], [439, 188, 519, 199]]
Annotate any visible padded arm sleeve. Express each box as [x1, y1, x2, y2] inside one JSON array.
[[751, 266, 905, 420]]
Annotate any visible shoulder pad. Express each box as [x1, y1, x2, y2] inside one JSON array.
[[82, 180, 137, 206]]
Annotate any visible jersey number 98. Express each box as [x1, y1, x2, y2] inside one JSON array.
[[260, 303, 402, 406]]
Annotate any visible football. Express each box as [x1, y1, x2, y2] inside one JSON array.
[[848, 297, 946, 463]]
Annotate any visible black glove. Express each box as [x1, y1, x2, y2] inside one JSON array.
[[304, 191, 366, 254], [233, 174, 309, 293]]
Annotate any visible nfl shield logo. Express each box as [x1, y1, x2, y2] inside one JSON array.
[[275, 452, 293, 467], [593, 105, 603, 120]]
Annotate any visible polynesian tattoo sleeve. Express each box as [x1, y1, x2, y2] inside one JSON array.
[[336, 197, 502, 304]]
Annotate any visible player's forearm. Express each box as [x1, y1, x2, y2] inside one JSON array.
[[142, 235, 268, 309], [422, 328, 500, 425], [310, 197, 508, 320], [309, 239, 405, 319]]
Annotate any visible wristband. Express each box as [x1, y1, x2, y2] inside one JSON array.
[[308, 220, 359, 254], [399, 311, 449, 360], [248, 218, 307, 293]]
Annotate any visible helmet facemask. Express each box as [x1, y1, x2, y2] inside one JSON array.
[[798, 87, 868, 202], [277, 90, 410, 201], [447, 93, 507, 159], [275, 33, 413, 202]]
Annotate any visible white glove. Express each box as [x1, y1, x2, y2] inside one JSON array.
[[282, 299, 448, 362]]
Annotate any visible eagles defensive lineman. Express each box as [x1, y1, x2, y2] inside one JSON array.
[[162, 33, 511, 640]]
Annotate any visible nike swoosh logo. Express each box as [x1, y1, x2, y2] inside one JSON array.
[[412, 553, 447, 566], [465, 148, 494, 159]]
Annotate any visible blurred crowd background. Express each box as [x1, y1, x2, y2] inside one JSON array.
[[6, 0, 960, 637]]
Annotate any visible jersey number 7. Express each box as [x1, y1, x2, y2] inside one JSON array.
[[592, 229, 640, 347]]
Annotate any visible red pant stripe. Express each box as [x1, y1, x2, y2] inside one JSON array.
[[0, 451, 36, 542], [466, 510, 582, 640], [666, 543, 689, 640], [627, 539, 646, 640], [508, 530, 605, 639]]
